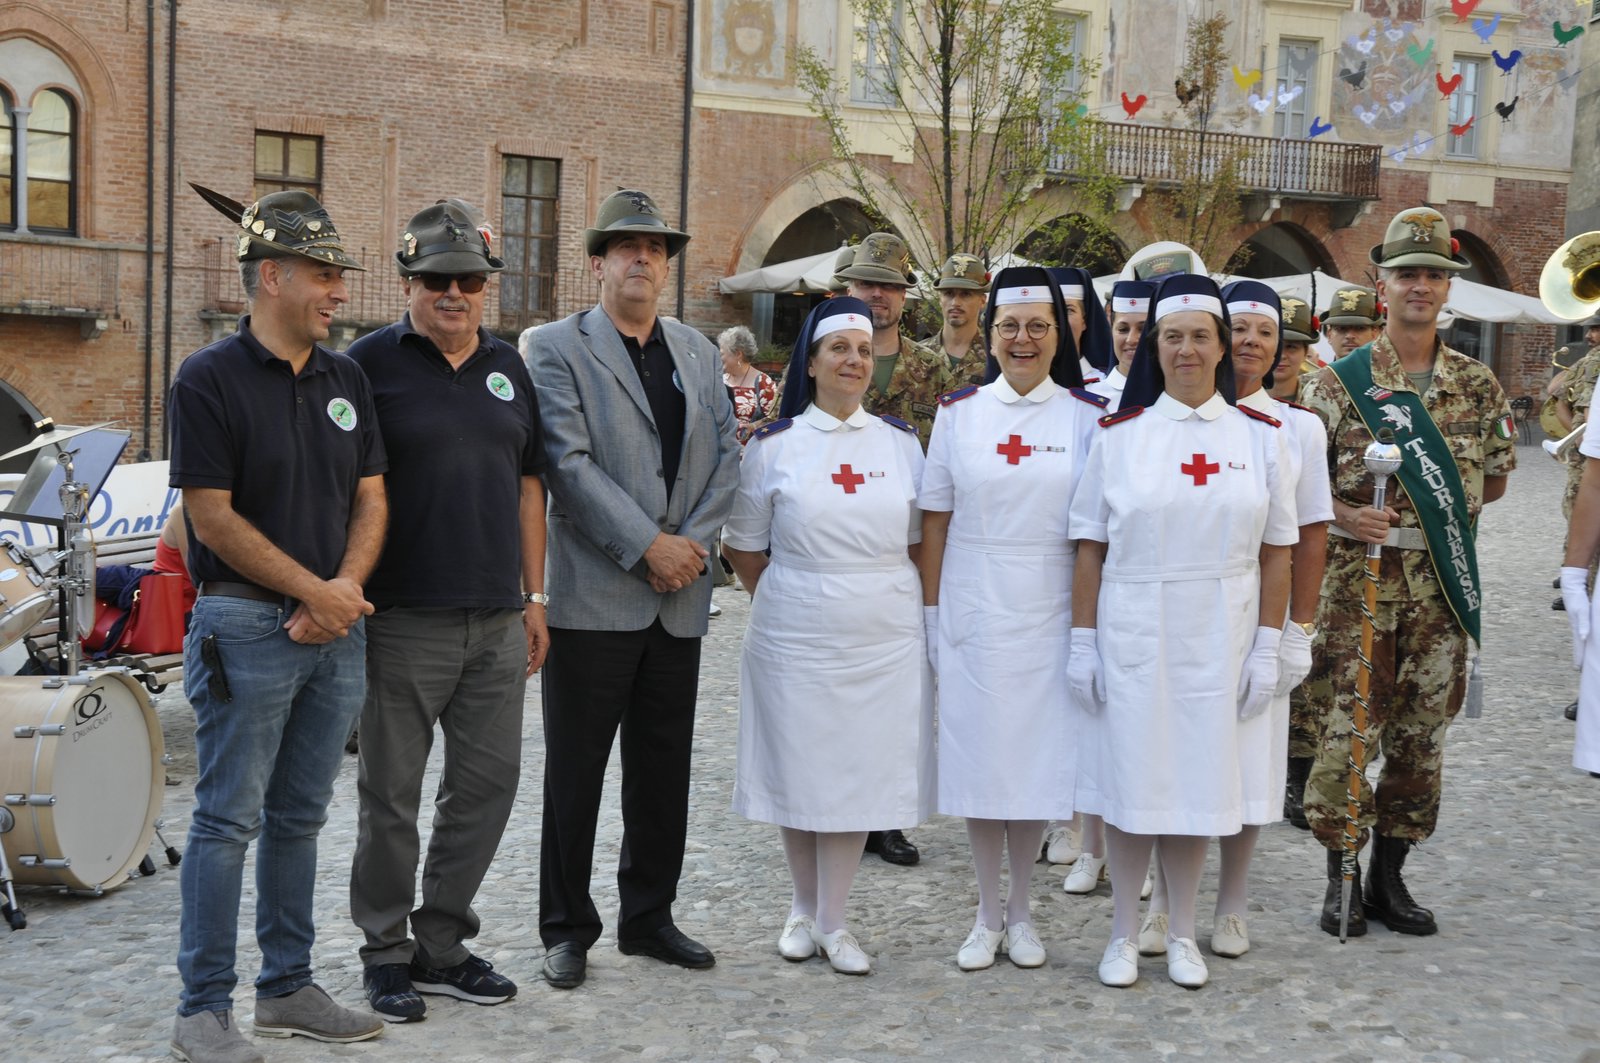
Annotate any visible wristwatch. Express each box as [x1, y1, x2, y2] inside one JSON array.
[[1293, 620, 1316, 636], [523, 592, 550, 606]]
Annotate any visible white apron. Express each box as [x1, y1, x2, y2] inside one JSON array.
[[920, 378, 1099, 819], [724, 405, 934, 831], [1068, 393, 1298, 836]]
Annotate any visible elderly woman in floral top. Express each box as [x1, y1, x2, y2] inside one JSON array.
[[720, 325, 778, 444]]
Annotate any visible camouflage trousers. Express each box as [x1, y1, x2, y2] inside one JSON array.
[[1288, 640, 1333, 760], [1303, 593, 1467, 849]]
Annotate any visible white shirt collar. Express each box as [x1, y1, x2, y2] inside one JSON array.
[[1152, 391, 1229, 421], [1103, 367, 1127, 390], [991, 375, 1060, 405], [1236, 388, 1277, 414], [799, 403, 874, 431]]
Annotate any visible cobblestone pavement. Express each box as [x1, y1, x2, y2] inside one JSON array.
[[1, 444, 1596, 1063]]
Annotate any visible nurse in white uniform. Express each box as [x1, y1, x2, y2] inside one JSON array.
[[723, 297, 933, 976], [920, 266, 1100, 971], [1139, 281, 1331, 959], [1048, 266, 1114, 384], [1558, 425, 1600, 777], [1068, 273, 1297, 990]]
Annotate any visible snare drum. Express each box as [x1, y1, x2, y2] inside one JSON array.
[[0, 539, 52, 650], [0, 672, 163, 892]]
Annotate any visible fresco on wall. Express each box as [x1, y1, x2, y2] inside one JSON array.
[[703, 0, 796, 84]]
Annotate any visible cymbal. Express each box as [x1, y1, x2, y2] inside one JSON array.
[[0, 422, 118, 462]]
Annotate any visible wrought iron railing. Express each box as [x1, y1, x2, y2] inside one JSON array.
[[0, 236, 121, 316]]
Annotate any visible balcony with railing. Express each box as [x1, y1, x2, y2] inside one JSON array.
[[1009, 120, 1383, 203], [0, 236, 121, 334]]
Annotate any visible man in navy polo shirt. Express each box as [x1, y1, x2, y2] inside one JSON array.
[[169, 188, 387, 1063], [346, 200, 548, 1022]]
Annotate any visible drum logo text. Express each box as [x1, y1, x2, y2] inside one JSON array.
[[72, 690, 112, 741]]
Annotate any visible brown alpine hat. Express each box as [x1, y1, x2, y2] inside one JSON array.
[[583, 189, 690, 258], [835, 232, 916, 286], [935, 252, 990, 291], [1322, 285, 1382, 327], [191, 183, 363, 271], [1369, 206, 1470, 271], [397, 201, 505, 275], [1280, 296, 1320, 343]]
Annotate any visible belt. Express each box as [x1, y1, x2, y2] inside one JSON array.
[[198, 580, 289, 605], [1329, 524, 1427, 551]]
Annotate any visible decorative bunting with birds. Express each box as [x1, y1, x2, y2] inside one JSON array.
[[1121, 91, 1147, 119], [1450, 0, 1482, 22], [1437, 71, 1463, 97], [1492, 49, 1522, 75], [1553, 22, 1585, 46], [1232, 65, 1261, 93], [1494, 96, 1519, 121], [1470, 14, 1503, 43], [1407, 38, 1434, 65], [1308, 116, 1333, 139]]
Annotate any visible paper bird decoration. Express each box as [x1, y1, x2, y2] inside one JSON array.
[[1385, 93, 1408, 116], [1309, 116, 1333, 138], [1247, 92, 1273, 115], [1495, 96, 1519, 121], [1383, 20, 1411, 44], [1340, 61, 1369, 89], [1554, 22, 1585, 46], [1348, 29, 1377, 54], [1175, 78, 1200, 106], [1276, 84, 1304, 108], [1232, 65, 1262, 93], [1450, 0, 1482, 22], [1121, 92, 1148, 118], [1450, 116, 1475, 137], [1437, 71, 1463, 96], [1408, 39, 1435, 65], [1355, 104, 1380, 126], [1493, 49, 1522, 74], [1471, 14, 1503, 42]]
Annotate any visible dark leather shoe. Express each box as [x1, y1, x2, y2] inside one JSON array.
[[1566, 700, 1580, 721], [865, 829, 920, 866], [541, 942, 586, 989], [616, 925, 715, 969], [1555, 596, 1567, 611]]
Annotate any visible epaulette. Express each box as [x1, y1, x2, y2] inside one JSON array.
[[1083, 375, 1102, 385], [1282, 399, 1315, 415], [939, 385, 980, 406], [1070, 387, 1110, 409], [879, 414, 918, 434], [1098, 406, 1144, 428], [1240, 405, 1282, 428], [751, 418, 794, 441]]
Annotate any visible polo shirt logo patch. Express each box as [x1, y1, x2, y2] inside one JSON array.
[[327, 398, 357, 431], [487, 372, 515, 401]]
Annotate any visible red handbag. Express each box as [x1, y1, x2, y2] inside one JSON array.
[[119, 573, 187, 655]]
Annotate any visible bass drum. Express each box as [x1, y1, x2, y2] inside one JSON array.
[[0, 672, 162, 892]]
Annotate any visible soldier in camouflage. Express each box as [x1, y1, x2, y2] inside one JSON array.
[[837, 233, 957, 452], [1298, 207, 1515, 939], [1555, 314, 1600, 528], [922, 252, 990, 387], [1322, 284, 1383, 360]]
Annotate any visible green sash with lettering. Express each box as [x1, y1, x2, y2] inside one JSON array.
[[1328, 346, 1482, 642]]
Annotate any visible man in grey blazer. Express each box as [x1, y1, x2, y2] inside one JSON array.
[[526, 190, 738, 990]]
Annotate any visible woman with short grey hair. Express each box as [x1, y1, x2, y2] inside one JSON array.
[[719, 325, 777, 444]]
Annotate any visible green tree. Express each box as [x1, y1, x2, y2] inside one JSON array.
[[796, 0, 1121, 272]]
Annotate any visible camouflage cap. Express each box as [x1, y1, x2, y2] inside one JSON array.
[[1369, 206, 1469, 271], [1322, 284, 1382, 327], [1280, 295, 1320, 343], [193, 184, 364, 271], [835, 232, 916, 287], [935, 252, 990, 291], [396, 201, 505, 275], [583, 189, 690, 258]]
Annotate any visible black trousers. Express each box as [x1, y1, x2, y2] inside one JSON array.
[[539, 620, 701, 948]]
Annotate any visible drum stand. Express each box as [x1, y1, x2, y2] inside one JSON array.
[[0, 808, 25, 929]]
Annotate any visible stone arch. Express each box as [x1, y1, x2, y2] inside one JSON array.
[[729, 161, 931, 275], [1016, 211, 1130, 275], [1229, 220, 1337, 278], [1022, 183, 1148, 263]]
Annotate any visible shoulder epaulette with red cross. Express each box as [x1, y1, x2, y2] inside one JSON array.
[[939, 385, 980, 406], [1097, 406, 1144, 428], [1282, 399, 1315, 415], [1070, 387, 1110, 409], [751, 418, 793, 441], [879, 414, 918, 434], [1240, 405, 1282, 428]]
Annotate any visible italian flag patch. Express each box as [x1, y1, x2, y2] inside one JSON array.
[[1493, 413, 1515, 440]]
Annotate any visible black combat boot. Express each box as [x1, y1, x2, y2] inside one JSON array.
[[1319, 847, 1367, 937], [1284, 756, 1312, 829], [1363, 834, 1437, 935]]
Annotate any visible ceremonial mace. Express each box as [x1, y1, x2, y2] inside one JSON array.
[[1340, 430, 1403, 942]]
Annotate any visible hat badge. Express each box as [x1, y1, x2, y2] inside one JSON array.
[[403, 232, 417, 257], [1398, 211, 1439, 244], [1338, 289, 1364, 311], [869, 240, 889, 263]]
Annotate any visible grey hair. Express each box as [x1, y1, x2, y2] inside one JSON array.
[[239, 256, 296, 300], [718, 325, 758, 362]]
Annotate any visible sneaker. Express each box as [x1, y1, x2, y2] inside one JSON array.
[[1211, 912, 1250, 958], [409, 954, 516, 1005], [1137, 911, 1169, 956], [362, 963, 426, 1023], [1043, 823, 1080, 865], [252, 984, 383, 1043], [1004, 922, 1047, 968], [1063, 853, 1107, 894], [171, 1010, 264, 1063], [956, 923, 1005, 971]]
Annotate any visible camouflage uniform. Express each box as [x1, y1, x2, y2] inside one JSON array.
[[1561, 350, 1600, 522], [922, 330, 988, 388], [864, 334, 957, 450], [1298, 333, 1516, 847]]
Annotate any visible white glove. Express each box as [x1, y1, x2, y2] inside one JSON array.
[[923, 606, 939, 672], [1561, 567, 1591, 671], [1067, 627, 1106, 714], [1276, 622, 1314, 696], [1237, 625, 1282, 721]]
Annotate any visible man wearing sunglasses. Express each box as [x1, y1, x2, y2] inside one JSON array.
[[344, 200, 549, 1022]]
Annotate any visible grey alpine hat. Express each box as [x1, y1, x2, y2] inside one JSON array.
[[583, 189, 690, 258], [835, 232, 917, 286], [935, 252, 990, 291], [396, 202, 505, 275], [1369, 206, 1470, 271], [1322, 285, 1382, 327]]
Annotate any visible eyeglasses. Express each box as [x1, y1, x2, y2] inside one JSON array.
[[994, 320, 1057, 340], [414, 273, 488, 294]]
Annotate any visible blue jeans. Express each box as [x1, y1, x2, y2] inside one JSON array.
[[176, 596, 366, 1015]]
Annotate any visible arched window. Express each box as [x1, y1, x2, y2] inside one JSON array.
[[1, 87, 14, 229], [26, 88, 74, 233]]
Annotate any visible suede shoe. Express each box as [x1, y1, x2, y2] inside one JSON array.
[[409, 953, 516, 1005], [617, 924, 716, 969], [1210, 913, 1250, 958], [252, 984, 383, 1043], [362, 963, 426, 1023], [542, 942, 586, 989], [171, 1010, 264, 1063]]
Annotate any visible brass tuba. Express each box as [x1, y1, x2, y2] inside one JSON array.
[[1540, 232, 1600, 322], [1540, 346, 1574, 439]]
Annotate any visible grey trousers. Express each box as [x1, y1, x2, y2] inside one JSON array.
[[350, 607, 527, 968]]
